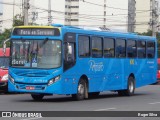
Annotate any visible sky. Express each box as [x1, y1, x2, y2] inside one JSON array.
[[0, 0, 2, 13]]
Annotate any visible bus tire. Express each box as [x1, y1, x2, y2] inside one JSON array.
[[72, 79, 87, 100], [31, 94, 44, 101], [118, 76, 135, 96]]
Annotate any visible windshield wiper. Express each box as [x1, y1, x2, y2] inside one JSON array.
[[39, 38, 49, 49]]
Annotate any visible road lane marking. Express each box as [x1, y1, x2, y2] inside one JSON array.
[[94, 108, 117, 111], [149, 102, 160, 105]]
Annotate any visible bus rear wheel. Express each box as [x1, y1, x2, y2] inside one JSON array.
[[118, 76, 135, 96], [72, 79, 88, 100], [31, 94, 44, 101]]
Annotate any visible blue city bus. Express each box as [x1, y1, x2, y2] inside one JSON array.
[[8, 24, 157, 100]]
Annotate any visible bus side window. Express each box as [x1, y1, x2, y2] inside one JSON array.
[[137, 41, 146, 58], [147, 41, 155, 58], [91, 37, 103, 58], [104, 38, 115, 58], [127, 40, 137, 58], [116, 39, 126, 58], [78, 36, 90, 57]]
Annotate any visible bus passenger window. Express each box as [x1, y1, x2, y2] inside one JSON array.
[[78, 36, 90, 57], [127, 40, 136, 58], [147, 41, 155, 58], [116, 39, 126, 58], [91, 37, 103, 58], [137, 41, 146, 58], [104, 38, 115, 58]]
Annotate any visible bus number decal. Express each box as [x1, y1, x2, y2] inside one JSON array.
[[89, 60, 104, 72], [130, 59, 134, 65]]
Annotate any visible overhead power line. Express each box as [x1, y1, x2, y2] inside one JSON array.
[[0, 1, 21, 7], [31, 4, 151, 18], [0, 1, 151, 18], [81, 0, 151, 11], [0, 1, 153, 28]]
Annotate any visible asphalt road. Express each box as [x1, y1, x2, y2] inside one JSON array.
[[0, 84, 160, 120]]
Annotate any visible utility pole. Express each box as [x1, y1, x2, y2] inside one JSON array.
[[128, 0, 136, 32], [103, 0, 106, 28], [152, 0, 158, 37], [13, 0, 15, 26], [24, 0, 29, 25], [48, 0, 52, 25], [21, 0, 24, 20]]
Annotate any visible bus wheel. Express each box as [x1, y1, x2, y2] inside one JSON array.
[[89, 92, 100, 98], [72, 79, 87, 100], [118, 77, 135, 96], [31, 94, 44, 101]]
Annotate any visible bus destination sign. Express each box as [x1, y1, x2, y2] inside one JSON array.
[[13, 28, 60, 36]]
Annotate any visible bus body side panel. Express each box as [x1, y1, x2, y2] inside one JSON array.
[[68, 58, 126, 93], [133, 59, 157, 88], [102, 59, 125, 91]]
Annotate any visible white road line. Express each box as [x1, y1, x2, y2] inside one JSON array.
[[149, 102, 160, 105], [94, 108, 117, 111], [20, 117, 43, 120]]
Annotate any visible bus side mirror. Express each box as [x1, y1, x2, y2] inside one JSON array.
[[3, 38, 10, 55], [3, 43, 6, 55]]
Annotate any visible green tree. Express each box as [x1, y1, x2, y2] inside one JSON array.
[[0, 29, 11, 47], [0, 14, 24, 47], [13, 14, 24, 27]]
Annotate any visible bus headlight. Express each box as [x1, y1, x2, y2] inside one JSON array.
[[1, 74, 8, 81], [9, 75, 15, 84], [48, 76, 60, 86]]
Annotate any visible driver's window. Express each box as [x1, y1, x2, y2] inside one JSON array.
[[67, 43, 75, 62], [64, 33, 76, 71], [64, 42, 76, 71]]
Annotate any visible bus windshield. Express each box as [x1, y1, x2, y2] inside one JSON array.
[[11, 39, 62, 69], [0, 57, 9, 68]]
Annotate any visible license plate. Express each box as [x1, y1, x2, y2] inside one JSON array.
[[26, 86, 35, 90]]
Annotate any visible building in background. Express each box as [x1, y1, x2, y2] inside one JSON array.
[[135, 0, 159, 33], [35, 0, 128, 31], [65, 0, 79, 26], [64, 0, 128, 31]]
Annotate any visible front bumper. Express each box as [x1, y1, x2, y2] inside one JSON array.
[[8, 80, 63, 95]]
